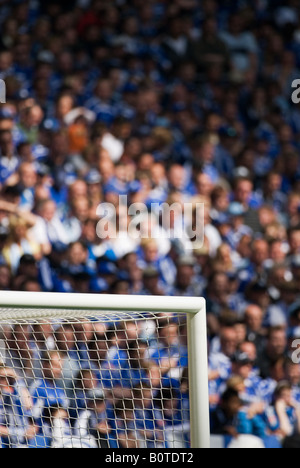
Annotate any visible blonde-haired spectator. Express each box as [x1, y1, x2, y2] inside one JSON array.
[[2, 215, 41, 274]]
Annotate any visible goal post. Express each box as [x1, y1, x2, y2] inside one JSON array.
[[0, 291, 210, 449]]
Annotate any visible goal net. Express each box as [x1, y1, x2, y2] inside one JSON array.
[[0, 291, 209, 449]]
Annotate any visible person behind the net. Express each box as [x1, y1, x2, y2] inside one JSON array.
[[145, 318, 188, 387], [100, 321, 140, 403], [132, 382, 165, 449], [114, 398, 139, 449], [74, 387, 118, 448], [43, 402, 98, 449], [0, 364, 38, 448], [29, 349, 69, 447]]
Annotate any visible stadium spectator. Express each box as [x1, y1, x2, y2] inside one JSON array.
[[272, 381, 300, 439], [75, 387, 116, 448], [30, 349, 69, 445], [0, 364, 37, 448]]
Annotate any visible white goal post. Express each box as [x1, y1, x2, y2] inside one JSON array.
[[0, 291, 210, 449]]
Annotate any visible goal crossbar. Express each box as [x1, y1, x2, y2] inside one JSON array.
[[0, 291, 210, 449]]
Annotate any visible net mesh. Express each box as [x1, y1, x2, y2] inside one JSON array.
[[0, 309, 190, 449]]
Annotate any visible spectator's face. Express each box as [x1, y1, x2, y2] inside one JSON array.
[[235, 180, 253, 206], [94, 336, 108, 361], [14, 222, 28, 242], [177, 265, 194, 288], [0, 51, 12, 71], [12, 325, 30, 350], [0, 118, 13, 132], [75, 322, 94, 343], [245, 306, 263, 332], [115, 165, 127, 182], [259, 207, 276, 228], [223, 395, 241, 417], [141, 387, 153, 406], [252, 240, 269, 266], [60, 327, 75, 351], [124, 253, 137, 271], [82, 370, 98, 390], [143, 275, 159, 291], [68, 243, 87, 265], [94, 399, 106, 413], [56, 95, 73, 118], [234, 362, 252, 380], [196, 142, 215, 164], [125, 322, 139, 341], [196, 173, 213, 196], [138, 154, 154, 171], [82, 220, 97, 243], [163, 398, 178, 416], [0, 266, 11, 289], [95, 80, 113, 101], [0, 130, 13, 149], [268, 330, 287, 358], [144, 244, 158, 263], [27, 106, 44, 127], [69, 181, 88, 199], [269, 241, 286, 263], [240, 342, 257, 363], [168, 166, 185, 190], [42, 201, 56, 222], [72, 198, 89, 222], [0, 369, 13, 394], [289, 231, 300, 254], [161, 323, 179, 346], [235, 323, 247, 346], [213, 192, 229, 212], [288, 195, 300, 217], [99, 159, 115, 182], [286, 364, 300, 386], [220, 328, 238, 357], [24, 281, 41, 292], [151, 164, 165, 186], [123, 16, 138, 36], [278, 388, 292, 406], [212, 274, 229, 295], [267, 174, 282, 193], [34, 322, 53, 340], [19, 163, 37, 188], [147, 366, 161, 388]]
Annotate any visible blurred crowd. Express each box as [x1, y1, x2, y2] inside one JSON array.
[[0, 0, 300, 448], [0, 316, 190, 448]]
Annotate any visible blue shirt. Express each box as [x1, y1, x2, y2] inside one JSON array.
[[30, 378, 69, 435], [0, 388, 32, 448]]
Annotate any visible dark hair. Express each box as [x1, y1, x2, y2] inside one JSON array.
[[42, 403, 67, 423], [221, 388, 240, 404]]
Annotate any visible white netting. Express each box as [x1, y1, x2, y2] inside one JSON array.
[[0, 310, 190, 449]]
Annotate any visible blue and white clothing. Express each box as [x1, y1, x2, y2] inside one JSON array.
[[30, 378, 69, 436], [146, 342, 188, 383], [208, 352, 232, 384], [225, 225, 253, 250], [240, 373, 266, 406], [75, 404, 117, 448], [0, 388, 30, 448], [100, 346, 130, 389], [134, 402, 164, 448], [0, 155, 19, 185]]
